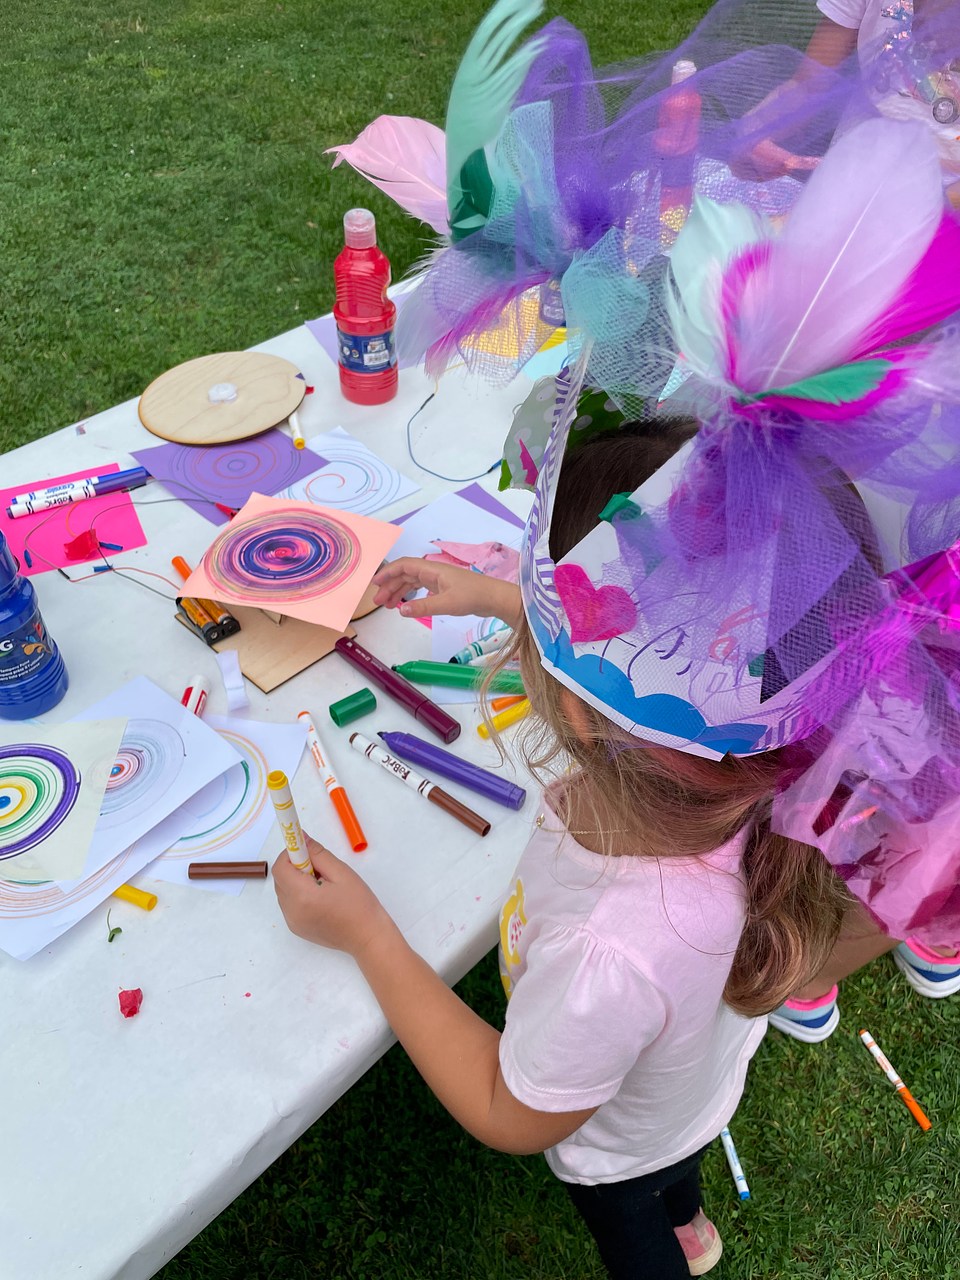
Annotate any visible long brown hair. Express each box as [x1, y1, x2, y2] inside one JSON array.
[[489, 419, 855, 1016]]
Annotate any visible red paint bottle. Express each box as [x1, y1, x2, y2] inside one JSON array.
[[655, 59, 702, 248], [333, 208, 398, 406]]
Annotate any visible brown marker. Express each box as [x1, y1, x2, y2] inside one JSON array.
[[188, 861, 269, 879], [347, 731, 491, 837]]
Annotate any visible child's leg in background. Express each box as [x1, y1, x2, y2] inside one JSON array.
[[564, 1146, 708, 1280], [793, 902, 897, 1001], [792, 902, 958, 1001]]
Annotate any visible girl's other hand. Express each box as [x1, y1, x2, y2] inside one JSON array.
[[372, 557, 522, 626], [272, 835, 389, 956]]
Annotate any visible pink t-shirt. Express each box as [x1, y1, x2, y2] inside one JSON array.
[[498, 793, 767, 1185]]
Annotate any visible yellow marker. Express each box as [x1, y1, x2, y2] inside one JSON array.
[[477, 697, 531, 739], [267, 769, 313, 873], [112, 884, 157, 911]]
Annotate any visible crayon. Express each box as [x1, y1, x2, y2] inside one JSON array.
[[267, 770, 314, 874], [298, 711, 368, 852], [348, 732, 491, 836]]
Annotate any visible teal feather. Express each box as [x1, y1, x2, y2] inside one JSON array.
[[445, 0, 545, 241], [749, 358, 894, 406]]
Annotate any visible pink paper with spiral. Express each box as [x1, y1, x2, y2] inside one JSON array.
[[183, 492, 401, 631]]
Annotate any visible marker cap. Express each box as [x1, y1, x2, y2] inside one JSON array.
[[329, 687, 377, 727]]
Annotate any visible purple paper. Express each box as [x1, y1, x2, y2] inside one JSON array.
[[394, 483, 526, 531], [132, 432, 325, 526], [306, 292, 415, 371]]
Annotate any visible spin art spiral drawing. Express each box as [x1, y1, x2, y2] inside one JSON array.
[[144, 713, 306, 893], [0, 720, 125, 885], [280, 426, 419, 517], [182, 492, 401, 630], [132, 431, 322, 527], [72, 676, 242, 875]]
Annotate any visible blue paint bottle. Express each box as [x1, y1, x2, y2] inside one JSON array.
[[0, 531, 68, 719]]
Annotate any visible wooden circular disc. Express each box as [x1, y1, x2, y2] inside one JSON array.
[[138, 352, 305, 445]]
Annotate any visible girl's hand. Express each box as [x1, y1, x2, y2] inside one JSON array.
[[272, 835, 389, 956], [372, 557, 522, 626]]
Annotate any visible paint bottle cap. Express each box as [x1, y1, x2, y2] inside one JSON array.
[[329, 687, 377, 727]]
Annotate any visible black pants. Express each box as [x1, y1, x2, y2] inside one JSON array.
[[565, 1145, 707, 1280]]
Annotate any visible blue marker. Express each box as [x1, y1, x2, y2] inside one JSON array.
[[720, 1127, 750, 1200]]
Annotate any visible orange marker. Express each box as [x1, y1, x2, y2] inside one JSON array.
[[298, 711, 368, 852], [490, 694, 526, 712], [859, 1029, 931, 1131]]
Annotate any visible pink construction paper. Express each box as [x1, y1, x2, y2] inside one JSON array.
[[183, 491, 401, 631], [0, 465, 148, 577], [132, 431, 324, 527]]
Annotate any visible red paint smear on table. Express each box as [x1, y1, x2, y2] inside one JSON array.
[[118, 987, 144, 1018], [0, 465, 148, 577]]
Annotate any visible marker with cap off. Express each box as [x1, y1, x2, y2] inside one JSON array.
[[268, 769, 314, 875]]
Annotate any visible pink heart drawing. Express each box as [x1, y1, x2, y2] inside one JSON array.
[[554, 562, 637, 643]]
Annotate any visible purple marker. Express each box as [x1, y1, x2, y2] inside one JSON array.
[[378, 730, 526, 810]]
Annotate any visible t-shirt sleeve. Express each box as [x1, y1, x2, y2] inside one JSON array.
[[816, 0, 867, 29], [499, 924, 667, 1113]]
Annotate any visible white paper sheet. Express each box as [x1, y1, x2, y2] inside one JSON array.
[[280, 426, 420, 516], [144, 713, 306, 895]]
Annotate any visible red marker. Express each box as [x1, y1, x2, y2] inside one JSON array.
[[181, 675, 208, 718]]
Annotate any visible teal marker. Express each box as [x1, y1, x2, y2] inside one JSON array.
[[391, 660, 525, 696]]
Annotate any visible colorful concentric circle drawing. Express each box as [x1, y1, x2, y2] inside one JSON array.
[[99, 719, 186, 828], [0, 744, 81, 860], [166, 728, 269, 860], [202, 508, 361, 603]]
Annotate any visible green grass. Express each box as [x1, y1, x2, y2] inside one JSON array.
[[3, 2, 959, 1277]]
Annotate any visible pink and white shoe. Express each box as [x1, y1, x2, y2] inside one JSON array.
[[674, 1210, 723, 1276], [768, 984, 840, 1043], [894, 938, 960, 998]]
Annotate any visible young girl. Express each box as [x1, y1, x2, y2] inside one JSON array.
[[274, 421, 857, 1280], [280, 2, 960, 1273]]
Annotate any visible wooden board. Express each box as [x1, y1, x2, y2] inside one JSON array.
[[175, 580, 380, 694], [138, 351, 305, 446]]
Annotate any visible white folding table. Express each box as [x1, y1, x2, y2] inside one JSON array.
[[0, 324, 537, 1280]]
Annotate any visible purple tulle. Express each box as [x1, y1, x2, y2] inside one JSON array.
[[370, 0, 960, 942]]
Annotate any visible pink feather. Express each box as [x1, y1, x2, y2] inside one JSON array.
[[326, 115, 449, 234], [732, 119, 944, 394], [853, 212, 960, 357]]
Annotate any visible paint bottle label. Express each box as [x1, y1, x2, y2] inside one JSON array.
[[0, 610, 57, 685], [336, 328, 396, 374]]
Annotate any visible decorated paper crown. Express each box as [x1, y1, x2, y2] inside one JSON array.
[[333, 0, 960, 941]]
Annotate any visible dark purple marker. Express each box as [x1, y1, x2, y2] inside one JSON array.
[[378, 730, 526, 810], [334, 636, 461, 743]]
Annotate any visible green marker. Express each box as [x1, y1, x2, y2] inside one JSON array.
[[391, 661, 525, 695]]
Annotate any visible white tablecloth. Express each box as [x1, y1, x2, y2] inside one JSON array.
[[0, 325, 536, 1280]]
